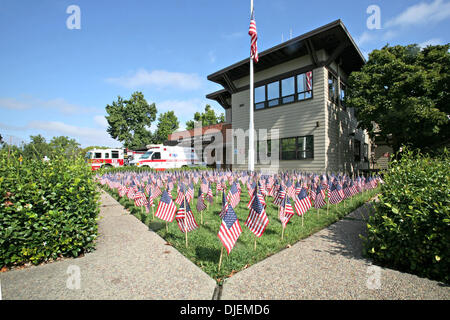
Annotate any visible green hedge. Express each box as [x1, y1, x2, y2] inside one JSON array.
[[363, 149, 450, 283], [0, 151, 100, 267]]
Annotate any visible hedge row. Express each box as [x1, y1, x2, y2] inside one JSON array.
[[363, 149, 449, 284], [0, 151, 100, 267]]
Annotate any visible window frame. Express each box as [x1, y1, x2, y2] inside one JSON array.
[[279, 135, 314, 161], [254, 70, 313, 111]]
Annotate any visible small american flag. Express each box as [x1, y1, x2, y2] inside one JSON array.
[[294, 188, 312, 216], [175, 184, 185, 205], [280, 196, 295, 228], [249, 11, 259, 63], [314, 184, 326, 209], [245, 190, 269, 238], [176, 197, 198, 233], [329, 181, 342, 204], [218, 203, 242, 255], [196, 187, 207, 212], [226, 182, 241, 209], [155, 189, 177, 222]]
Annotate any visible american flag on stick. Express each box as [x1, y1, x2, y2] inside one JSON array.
[[155, 189, 177, 223], [218, 203, 242, 255], [176, 197, 198, 233], [245, 190, 269, 238], [294, 188, 312, 216]]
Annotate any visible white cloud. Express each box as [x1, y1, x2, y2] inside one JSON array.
[[385, 0, 450, 28], [27, 120, 120, 147], [106, 69, 203, 91], [419, 38, 443, 48], [356, 31, 375, 47], [94, 115, 108, 128], [222, 31, 245, 40], [0, 98, 30, 110], [0, 96, 98, 115]]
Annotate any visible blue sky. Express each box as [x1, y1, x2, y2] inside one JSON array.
[[1, 0, 449, 148]]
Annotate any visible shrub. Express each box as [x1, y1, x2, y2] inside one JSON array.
[[0, 151, 100, 267], [363, 148, 450, 283]]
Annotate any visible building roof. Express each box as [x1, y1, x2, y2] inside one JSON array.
[[168, 123, 232, 141], [206, 19, 365, 109]]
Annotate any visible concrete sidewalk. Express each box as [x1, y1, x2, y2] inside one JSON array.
[[220, 204, 450, 300], [0, 191, 217, 299], [1, 191, 449, 300]]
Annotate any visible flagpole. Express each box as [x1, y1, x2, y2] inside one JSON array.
[[248, 0, 255, 173]]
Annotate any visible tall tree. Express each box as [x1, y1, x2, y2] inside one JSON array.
[[49, 136, 81, 158], [23, 135, 51, 160], [346, 44, 450, 152], [153, 111, 179, 144], [105, 92, 157, 149], [186, 104, 225, 130]]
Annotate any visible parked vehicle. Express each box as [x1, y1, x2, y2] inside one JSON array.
[[134, 144, 204, 170]]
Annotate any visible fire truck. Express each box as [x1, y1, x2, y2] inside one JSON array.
[[85, 148, 146, 171], [132, 144, 204, 170]]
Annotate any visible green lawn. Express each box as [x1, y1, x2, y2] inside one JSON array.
[[103, 184, 379, 283]]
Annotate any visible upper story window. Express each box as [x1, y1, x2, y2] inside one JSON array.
[[267, 81, 280, 107], [254, 70, 313, 110], [297, 72, 313, 101], [340, 82, 346, 109], [255, 86, 266, 110], [281, 77, 295, 104], [328, 71, 338, 104], [354, 139, 361, 162]]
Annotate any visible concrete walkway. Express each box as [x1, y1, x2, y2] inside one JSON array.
[[0, 191, 216, 299], [221, 204, 450, 300], [1, 191, 449, 300]]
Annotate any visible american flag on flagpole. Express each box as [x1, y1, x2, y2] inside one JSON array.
[[249, 10, 258, 63]]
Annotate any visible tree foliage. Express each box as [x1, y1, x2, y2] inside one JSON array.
[[346, 44, 450, 152], [153, 111, 179, 144], [49, 136, 80, 158], [105, 92, 157, 149], [186, 105, 225, 130]]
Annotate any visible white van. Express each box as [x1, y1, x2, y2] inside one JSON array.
[[135, 144, 205, 170]]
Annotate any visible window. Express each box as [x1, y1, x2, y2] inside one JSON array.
[[281, 77, 295, 104], [254, 70, 313, 110], [340, 82, 346, 108], [104, 153, 110, 159], [328, 71, 338, 104], [354, 139, 361, 162], [267, 81, 280, 107], [280, 136, 313, 160], [364, 143, 369, 162], [95, 153, 102, 159], [297, 72, 313, 101], [152, 152, 161, 160], [112, 150, 119, 159], [257, 139, 272, 163], [255, 86, 265, 109]]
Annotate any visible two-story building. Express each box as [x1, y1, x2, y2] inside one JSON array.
[[205, 19, 371, 174]]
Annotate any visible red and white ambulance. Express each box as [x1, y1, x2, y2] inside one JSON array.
[[132, 144, 204, 170], [85, 148, 126, 171]]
